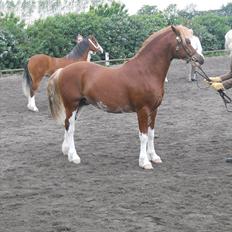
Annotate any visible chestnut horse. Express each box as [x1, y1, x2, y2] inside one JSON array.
[[47, 25, 204, 169], [23, 35, 103, 112]]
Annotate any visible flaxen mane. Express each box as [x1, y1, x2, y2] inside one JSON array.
[[135, 25, 193, 58]]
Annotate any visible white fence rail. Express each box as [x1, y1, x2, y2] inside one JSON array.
[[0, 49, 229, 77]]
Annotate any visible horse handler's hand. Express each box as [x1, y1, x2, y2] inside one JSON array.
[[210, 82, 225, 91], [208, 76, 222, 82], [204, 76, 222, 85]]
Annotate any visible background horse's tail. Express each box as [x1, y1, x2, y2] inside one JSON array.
[[22, 62, 32, 97], [47, 69, 66, 125]]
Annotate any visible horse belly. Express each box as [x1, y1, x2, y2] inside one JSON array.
[[96, 101, 133, 113], [84, 88, 133, 113]]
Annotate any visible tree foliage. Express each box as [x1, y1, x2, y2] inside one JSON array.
[[89, 1, 128, 17], [0, 2, 232, 69], [0, 13, 27, 69]]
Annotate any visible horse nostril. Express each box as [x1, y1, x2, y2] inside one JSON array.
[[200, 56, 205, 65], [192, 56, 196, 61]]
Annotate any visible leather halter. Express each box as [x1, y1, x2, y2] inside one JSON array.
[[175, 36, 197, 63]]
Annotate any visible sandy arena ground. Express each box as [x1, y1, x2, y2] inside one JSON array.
[[0, 56, 232, 232]]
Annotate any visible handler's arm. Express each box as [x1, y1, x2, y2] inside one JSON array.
[[222, 78, 232, 89], [221, 58, 232, 81]]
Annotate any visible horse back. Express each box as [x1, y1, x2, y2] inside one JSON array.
[[58, 61, 163, 112], [28, 54, 77, 77]]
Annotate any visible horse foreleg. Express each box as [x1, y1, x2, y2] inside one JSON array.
[[62, 110, 80, 164], [147, 111, 162, 164], [27, 95, 39, 112], [137, 108, 153, 170], [62, 128, 69, 156]]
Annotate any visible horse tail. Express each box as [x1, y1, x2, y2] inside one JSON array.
[[47, 68, 66, 125], [22, 62, 32, 97]]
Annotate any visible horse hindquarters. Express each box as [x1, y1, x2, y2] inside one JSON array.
[[47, 69, 81, 164]]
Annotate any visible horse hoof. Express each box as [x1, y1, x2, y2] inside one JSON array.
[[62, 146, 69, 156], [72, 157, 81, 164], [27, 105, 39, 112], [68, 154, 81, 164], [143, 163, 153, 170], [62, 150, 68, 156], [225, 157, 232, 163], [139, 161, 153, 170], [151, 158, 162, 164]]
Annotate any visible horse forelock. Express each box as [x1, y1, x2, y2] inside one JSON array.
[[176, 25, 194, 46]]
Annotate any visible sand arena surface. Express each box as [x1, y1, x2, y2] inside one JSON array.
[[1, 56, 232, 232]]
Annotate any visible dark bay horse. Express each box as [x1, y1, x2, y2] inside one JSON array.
[[23, 35, 103, 112], [47, 25, 204, 169]]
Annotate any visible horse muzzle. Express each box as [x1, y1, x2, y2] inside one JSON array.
[[191, 53, 204, 66]]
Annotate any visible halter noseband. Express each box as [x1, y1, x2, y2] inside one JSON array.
[[88, 38, 103, 53], [175, 36, 197, 63]]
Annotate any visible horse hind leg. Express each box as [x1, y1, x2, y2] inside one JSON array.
[[147, 110, 162, 164], [137, 108, 153, 170], [62, 109, 81, 164], [27, 94, 39, 112], [23, 64, 39, 112], [62, 97, 88, 163]]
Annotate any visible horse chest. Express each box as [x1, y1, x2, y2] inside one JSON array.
[[144, 89, 163, 108]]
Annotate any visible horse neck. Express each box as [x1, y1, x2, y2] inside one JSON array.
[[65, 39, 89, 60], [128, 30, 175, 82]]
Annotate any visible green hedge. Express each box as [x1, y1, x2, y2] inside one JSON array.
[[1, 4, 232, 70]]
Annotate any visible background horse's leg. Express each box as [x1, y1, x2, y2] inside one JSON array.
[[147, 111, 162, 164], [137, 108, 153, 170], [27, 77, 41, 112], [63, 110, 80, 164], [23, 63, 39, 112], [27, 94, 38, 112]]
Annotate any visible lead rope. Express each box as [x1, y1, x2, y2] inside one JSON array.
[[194, 65, 232, 112]]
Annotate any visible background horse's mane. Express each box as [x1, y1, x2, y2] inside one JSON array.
[[66, 38, 89, 59], [134, 25, 192, 58]]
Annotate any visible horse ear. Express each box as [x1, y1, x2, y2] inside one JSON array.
[[171, 25, 180, 36], [76, 34, 83, 43], [188, 29, 193, 35]]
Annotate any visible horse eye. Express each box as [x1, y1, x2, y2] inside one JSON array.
[[185, 39, 191, 44]]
